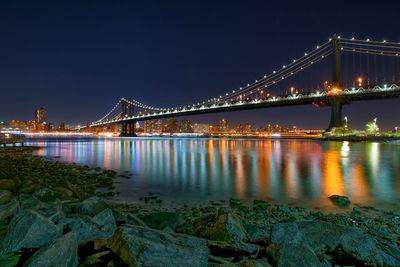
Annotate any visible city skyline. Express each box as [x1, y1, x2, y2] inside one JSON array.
[[1, 1, 400, 129]]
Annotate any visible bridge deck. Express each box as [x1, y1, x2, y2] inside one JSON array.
[[91, 85, 400, 126]]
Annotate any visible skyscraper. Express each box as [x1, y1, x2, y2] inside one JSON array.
[[34, 107, 47, 131], [35, 107, 47, 124]]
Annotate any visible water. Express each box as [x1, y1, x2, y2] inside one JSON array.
[[26, 137, 400, 210]]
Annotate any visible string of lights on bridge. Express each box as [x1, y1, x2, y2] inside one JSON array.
[[93, 35, 400, 125], [90, 83, 400, 126]]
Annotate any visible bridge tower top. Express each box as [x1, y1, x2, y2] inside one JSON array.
[[331, 35, 341, 88]]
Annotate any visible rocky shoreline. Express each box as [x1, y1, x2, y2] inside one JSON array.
[[0, 147, 399, 266]]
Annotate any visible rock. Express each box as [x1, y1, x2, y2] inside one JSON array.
[[61, 208, 116, 245], [328, 195, 350, 208], [243, 222, 270, 243], [266, 243, 323, 267], [229, 198, 242, 207], [72, 196, 109, 216], [140, 211, 182, 230], [18, 181, 38, 194], [237, 258, 273, 267], [19, 194, 41, 210], [209, 210, 248, 243], [33, 188, 58, 202], [24, 231, 78, 267], [38, 199, 65, 221], [52, 187, 74, 199], [80, 251, 111, 266], [125, 213, 147, 227], [0, 190, 12, 204], [207, 240, 260, 256], [270, 223, 302, 245], [208, 254, 235, 264], [270, 220, 400, 266], [0, 209, 61, 257], [0, 253, 21, 267], [0, 198, 19, 221], [0, 180, 15, 191], [96, 225, 209, 267]]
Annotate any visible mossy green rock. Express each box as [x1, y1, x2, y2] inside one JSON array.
[[0, 180, 15, 191], [229, 198, 242, 207], [328, 195, 351, 208], [0, 190, 12, 205], [141, 212, 182, 230], [0, 253, 21, 267], [33, 188, 58, 202]]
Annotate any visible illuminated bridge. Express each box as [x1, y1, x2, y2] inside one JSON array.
[[88, 35, 400, 136]]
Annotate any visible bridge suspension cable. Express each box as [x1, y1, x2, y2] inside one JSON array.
[[94, 98, 165, 124], [179, 40, 332, 109], [91, 35, 400, 126]]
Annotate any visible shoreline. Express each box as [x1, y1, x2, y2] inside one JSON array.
[[0, 147, 399, 266]]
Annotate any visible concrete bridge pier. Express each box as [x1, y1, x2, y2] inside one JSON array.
[[326, 97, 344, 132], [119, 122, 137, 137]]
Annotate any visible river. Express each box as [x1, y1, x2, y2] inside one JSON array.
[[26, 137, 400, 210]]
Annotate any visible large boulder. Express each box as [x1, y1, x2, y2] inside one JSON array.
[[70, 196, 109, 216], [24, 231, 78, 267], [270, 220, 400, 266], [266, 243, 323, 267], [0, 209, 61, 258], [0, 198, 19, 221], [242, 221, 270, 243], [208, 210, 248, 243], [19, 195, 64, 221], [96, 225, 209, 267], [61, 208, 116, 245]]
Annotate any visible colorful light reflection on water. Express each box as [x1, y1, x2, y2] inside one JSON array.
[[27, 138, 400, 209]]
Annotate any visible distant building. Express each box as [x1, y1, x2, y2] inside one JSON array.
[[193, 123, 210, 133], [0, 121, 7, 131], [35, 107, 47, 131], [179, 118, 193, 133], [144, 120, 162, 133], [9, 120, 35, 131], [164, 118, 179, 133], [243, 123, 252, 133], [59, 122, 65, 130], [219, 119, 229, 132], [35, 107, 47, 124]]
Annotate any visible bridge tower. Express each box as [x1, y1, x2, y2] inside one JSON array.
[[120, 100, 137, 137], [327, 35, 344, 131]]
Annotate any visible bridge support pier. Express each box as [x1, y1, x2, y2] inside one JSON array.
[[326, 97, 344, 132], [119, 122, 137, 137]]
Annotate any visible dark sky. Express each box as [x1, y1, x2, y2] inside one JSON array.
[[1, 0, 399, 129]]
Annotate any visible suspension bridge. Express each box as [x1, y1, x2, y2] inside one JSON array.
[[87, 35, 400, 136]]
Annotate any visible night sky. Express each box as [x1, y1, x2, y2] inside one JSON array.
[[1, 1, 399, 130]]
